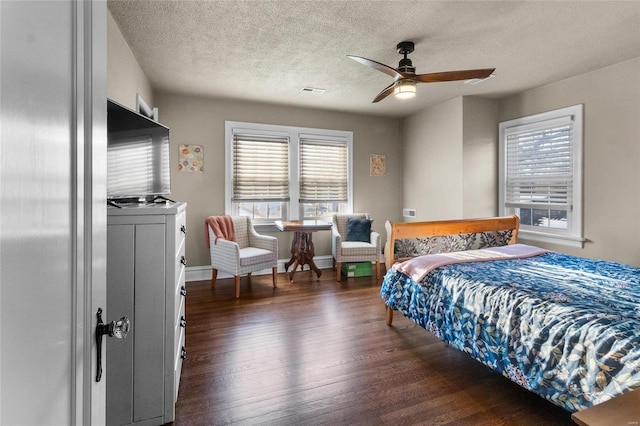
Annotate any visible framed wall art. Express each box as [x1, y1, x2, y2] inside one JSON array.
[[370, 153, 386, 176]]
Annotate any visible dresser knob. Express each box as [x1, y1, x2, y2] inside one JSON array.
[[180, 224, 187, 235], [180, 255, 187, 266], [180, 286, 187, 297], [180, 316, 186, 328], [181, 346, 187, 360]]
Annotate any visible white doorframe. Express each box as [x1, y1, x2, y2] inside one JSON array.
[[74, 0, 108, 424], [0, 0, 107, 424]]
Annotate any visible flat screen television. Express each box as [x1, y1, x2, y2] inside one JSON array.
[[107, 99, 171, 200]]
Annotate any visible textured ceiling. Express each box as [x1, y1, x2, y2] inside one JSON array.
[[108, 0, 640, 118]]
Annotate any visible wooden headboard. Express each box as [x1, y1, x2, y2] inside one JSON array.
[[384, 215, 520, 268]]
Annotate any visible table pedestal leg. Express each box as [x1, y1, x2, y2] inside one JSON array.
[[284, 231, 321, 281]]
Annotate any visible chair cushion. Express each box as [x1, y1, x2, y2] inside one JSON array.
[[239, 247, 276, 267], [346, 217, 371, 242], [340, 241, 377, 256]]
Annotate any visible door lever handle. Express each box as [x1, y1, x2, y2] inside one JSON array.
[[95, 307, 130, 382]]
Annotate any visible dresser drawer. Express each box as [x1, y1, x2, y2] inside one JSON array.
[[175, 242, 186, 287], [174, 296, 186, 350], [174, 279, 186, 323], [174, 329, 185, 402]]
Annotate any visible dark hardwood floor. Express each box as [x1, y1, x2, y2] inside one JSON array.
[[173, 267, 575, 426]]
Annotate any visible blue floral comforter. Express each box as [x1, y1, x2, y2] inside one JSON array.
[[380, 251, 640, 412]]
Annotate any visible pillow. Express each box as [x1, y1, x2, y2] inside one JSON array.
[[346, 217, 372, 242]]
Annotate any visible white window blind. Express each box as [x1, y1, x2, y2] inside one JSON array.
[[505, 116, 574, 211], [299, 139, 348, 202], [232, 134, 289, 201]]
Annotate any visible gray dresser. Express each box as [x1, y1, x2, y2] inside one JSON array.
[[106, 202, 187, 425]]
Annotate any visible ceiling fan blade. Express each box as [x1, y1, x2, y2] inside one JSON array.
[[347, 55, 403, 80], [372, 82, 396, 103], [413, 68, 495, 83]]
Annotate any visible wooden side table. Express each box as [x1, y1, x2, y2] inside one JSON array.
[[571, 388, 640, 426], [275, 220, 332, 281]]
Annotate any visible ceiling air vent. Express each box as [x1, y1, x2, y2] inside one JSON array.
[[301, 87, 326, 94]]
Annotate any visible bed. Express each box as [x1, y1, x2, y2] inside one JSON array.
[[380, 215, 640, 414]]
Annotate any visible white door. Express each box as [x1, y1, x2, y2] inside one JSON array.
[[0, 1, 107, 424]]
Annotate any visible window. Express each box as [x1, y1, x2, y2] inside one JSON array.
[[299, 137, 348, 218], [225, 121, 352, 223], [231, 133, 290, 220], [499, 104, 584, 248]]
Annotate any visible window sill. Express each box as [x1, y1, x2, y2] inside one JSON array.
[[254, 219, 336, 233], [518, 229, 585, 249], [253, 223, 281, 233]]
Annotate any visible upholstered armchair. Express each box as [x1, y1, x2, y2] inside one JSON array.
[[332, 213, 382, 282], [207, 216, 278, 298]]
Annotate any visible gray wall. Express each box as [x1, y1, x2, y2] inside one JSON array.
[[401, 57, 640, 266], [153, 92, 403, 268], [462, 96, 499, 218], [107, 12, 153, 110], [401, 97, 464, 220], [401, 96, 499, 222], [107, 12, 403, 269], [498, 58, 640, 266], [108, 10, 640, 268]]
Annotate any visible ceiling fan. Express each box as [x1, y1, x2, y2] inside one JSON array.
[[348, 41, 495, 103]]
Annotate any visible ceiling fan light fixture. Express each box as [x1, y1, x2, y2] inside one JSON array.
[[394, 80, 416, 99], [348, 41, 495, 103]]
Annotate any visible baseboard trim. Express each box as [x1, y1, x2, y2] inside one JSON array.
[[186, 255, 335, 282]]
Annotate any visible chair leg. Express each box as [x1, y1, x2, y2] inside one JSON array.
[[336, 261, 341, 282], [375, 261, 380, 280], [211, 268, 218, 288], [272, 266, 278, 288], [234, 275, 241, 298]]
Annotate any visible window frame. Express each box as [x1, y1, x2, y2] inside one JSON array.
[[498, 104, 585, 248], [225, 121, 353, 224]]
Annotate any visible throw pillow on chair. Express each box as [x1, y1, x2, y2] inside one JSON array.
[[346, 217, 372, 242]]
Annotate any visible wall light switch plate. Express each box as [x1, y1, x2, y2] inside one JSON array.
[[403, 208, 416, 218]]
